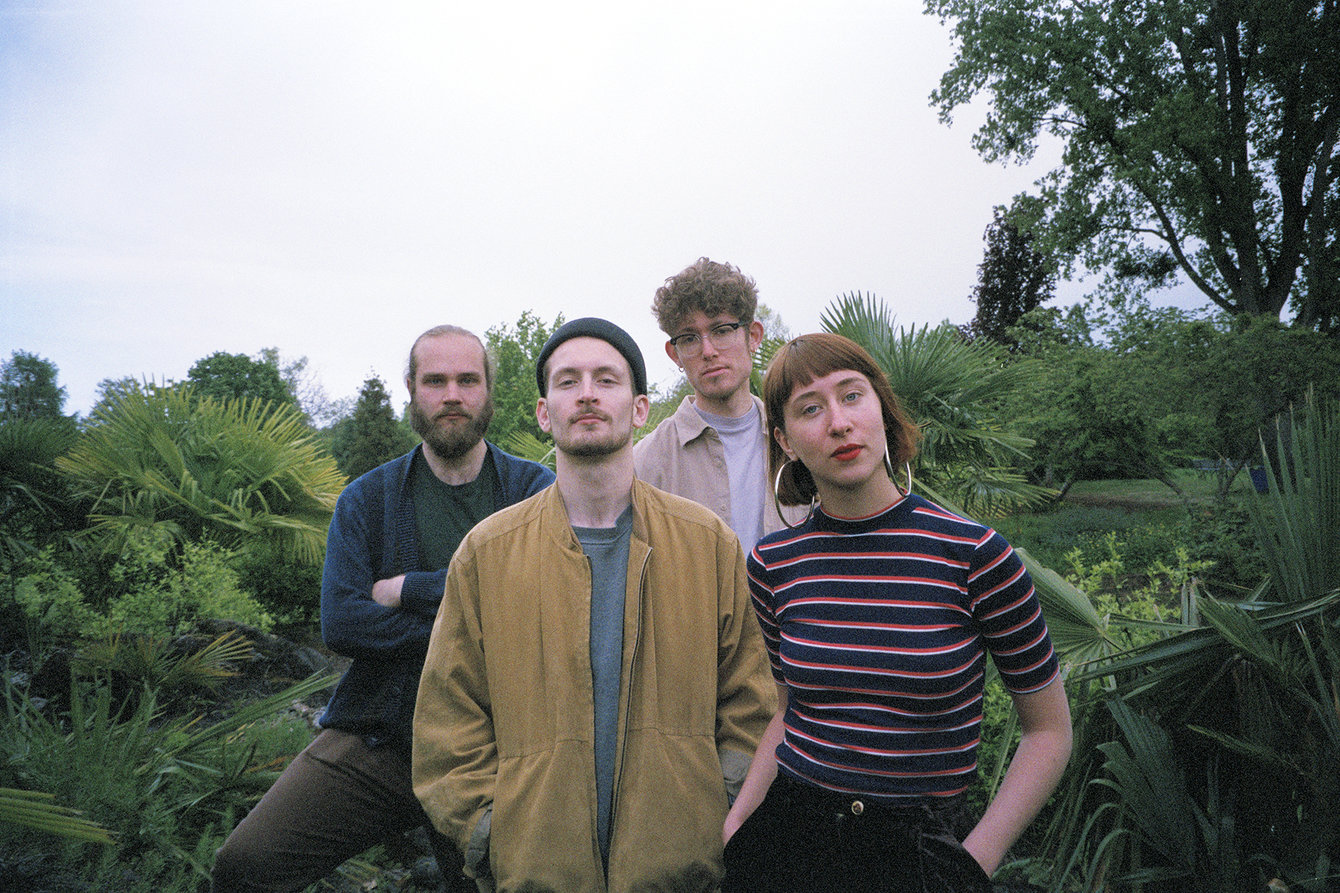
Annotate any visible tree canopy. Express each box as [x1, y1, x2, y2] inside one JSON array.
[[1, 351, 68, 420], [966, 205, 1055, 346], [485, 310, 565, 451], [186, 351, 296, 409], [928, 0, 1340, 330]]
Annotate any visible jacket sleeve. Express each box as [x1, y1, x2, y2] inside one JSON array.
[[398, 569, 451, 618], [713, 531, 778, 796], [413, 538, 497, 855], [320, 478, 435, 660]]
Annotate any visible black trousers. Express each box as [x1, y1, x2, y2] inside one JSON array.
[[722, 773, 995, 893]]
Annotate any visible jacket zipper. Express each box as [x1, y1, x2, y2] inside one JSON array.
[[605, 542, 650, 879]]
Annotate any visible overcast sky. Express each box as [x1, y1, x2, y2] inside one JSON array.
[[3, 1, 1092, 417]]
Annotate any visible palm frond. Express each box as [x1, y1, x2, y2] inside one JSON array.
[[1092, 700, 1199, 875], [1248, 391, 1340, 604], [0, 787, 113, 844], [502, 430, 556, 470], [57, 385, 342, 565]]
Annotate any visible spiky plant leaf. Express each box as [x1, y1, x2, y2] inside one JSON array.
[[0, 787, 113, 843], [57, 385, 343, 565]]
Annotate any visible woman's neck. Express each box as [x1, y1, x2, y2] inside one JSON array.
[[817, 474, 904, 519]]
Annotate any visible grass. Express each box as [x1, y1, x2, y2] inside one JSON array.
[[998, 469, 1265, 592], [1065, 467, 1255, 504]]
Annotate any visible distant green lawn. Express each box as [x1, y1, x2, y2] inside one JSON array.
[[1066, 467, 1255, 504], [998, 468, 1257, 573]]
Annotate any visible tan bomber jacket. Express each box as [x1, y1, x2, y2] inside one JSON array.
[[412, 480, 776, 893]]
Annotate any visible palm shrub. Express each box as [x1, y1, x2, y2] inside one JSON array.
[[819, 292, 1053, 516], [1041, 394, 1340, 892], [0, 667, 336, 890], [0, 416, 80, 570], [57, 384, 343, 568]]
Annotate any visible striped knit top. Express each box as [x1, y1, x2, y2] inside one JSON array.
[[746, 493, 1060, 800]]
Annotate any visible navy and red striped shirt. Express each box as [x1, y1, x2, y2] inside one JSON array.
[[746, 493, 1060, 800]]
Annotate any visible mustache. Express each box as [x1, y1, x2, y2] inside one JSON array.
[[568, 410, 611, 424]]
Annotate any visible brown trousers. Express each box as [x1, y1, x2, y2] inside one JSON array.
[[211, 728, 469, 892]]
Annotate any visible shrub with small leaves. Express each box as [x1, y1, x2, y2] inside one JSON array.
[[100, 536, 273, 637], [10, 552, 99, 669]]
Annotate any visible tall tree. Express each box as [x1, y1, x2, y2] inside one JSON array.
[[328, 375, 417, 481], [0, 351, 68, 420], [966, 206, 1055, 347], [928, 0, 1340, 330], [485, 310, 565, 451], [186, 351, 295, 409]]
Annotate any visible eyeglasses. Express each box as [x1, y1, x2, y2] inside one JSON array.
[[668, 322, 745, 356]]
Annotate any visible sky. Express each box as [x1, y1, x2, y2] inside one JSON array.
[[2, 1, 1096, 418]]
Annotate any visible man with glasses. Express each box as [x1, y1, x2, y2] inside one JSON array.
[[635, 257, 799, 552]]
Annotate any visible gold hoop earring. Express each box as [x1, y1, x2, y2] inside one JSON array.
[[774, 460, 813, 530], [884, 452, 913, 496]]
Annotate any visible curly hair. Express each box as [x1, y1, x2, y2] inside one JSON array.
[[763, 332, 922, 506], [651, 257, 758, 335]]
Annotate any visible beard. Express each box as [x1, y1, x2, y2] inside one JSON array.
[[410, 394, 494, 462]]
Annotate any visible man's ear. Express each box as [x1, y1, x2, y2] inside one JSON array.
[[536, 397, 551, 434], [663, 340, 681, 367], [747, 320, 765, 353], [632, 393, 651, 430]]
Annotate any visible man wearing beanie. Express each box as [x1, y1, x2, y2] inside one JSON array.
[[413, 318, 774, 892]]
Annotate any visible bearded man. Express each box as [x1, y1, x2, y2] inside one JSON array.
[[212, 325, 554, 892]]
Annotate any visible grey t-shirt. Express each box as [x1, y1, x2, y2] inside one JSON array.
[[573, 505, 633, 871], [695, 402, 768, 552]]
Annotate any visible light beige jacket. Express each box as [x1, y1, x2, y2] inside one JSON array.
[[412, 481, 775, 893], [633, 395, 803, 547]]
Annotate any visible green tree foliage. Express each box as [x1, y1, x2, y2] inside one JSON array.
[[820, 292, 1052, 515], [0, 351, 68, 420], [485, 310, 565, 451], [965, 206, 1055, 347], [56, 385, 343, 566], [928, 0, 1340, 330], [91, 376, 148, 418], [186, 351, 295, 410], [1003, 307, 1193, 497], [328, 375, 417, 482], [1007, 304, 1340, 497]]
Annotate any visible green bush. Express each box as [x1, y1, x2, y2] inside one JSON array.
[[235, 543, 323, 625], [1179, 499, 1269, 595], [100, 535, 273, 637], [10, 551, 99, 668]]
